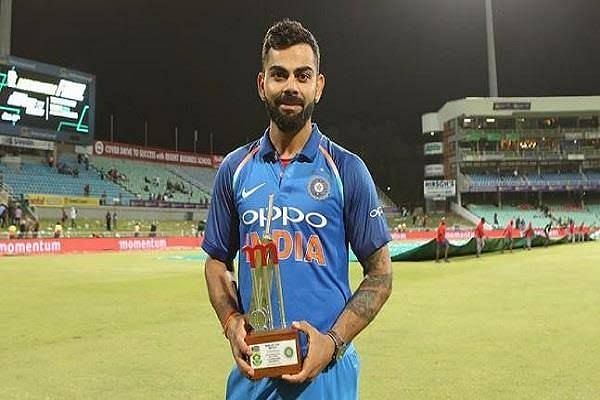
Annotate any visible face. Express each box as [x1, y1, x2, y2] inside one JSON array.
[[258, 43, 325, 135]]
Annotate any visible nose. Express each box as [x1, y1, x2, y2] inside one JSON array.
[[283, 77, 300, 96]]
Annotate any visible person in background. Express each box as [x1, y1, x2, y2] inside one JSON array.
[[436, 217, 449, 263], [577, 222, 585, 242], [112, 212, 118, 230], [474, 217, 486, 257], [70, 206, 78, 228], [543, 221, 552, 247], [105, 211, 112, 231], [134, 222, 141, 238], [32, 220, 40, 239], [0, 202, 8, 228], [196, 219, 206, 237], [18, 220, 27, 239], [14, 205, 22, 226], [149, 222, 157, 237], [569, 219, 575, 243], [502, 219, 514, 253], [54, 221, 63, 238], [524, 222, 534, 250]]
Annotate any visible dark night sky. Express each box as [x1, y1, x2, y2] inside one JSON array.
[[10, 0, 600, 203]]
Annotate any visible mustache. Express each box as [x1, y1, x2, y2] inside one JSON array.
[[274, 93, 304, 106]]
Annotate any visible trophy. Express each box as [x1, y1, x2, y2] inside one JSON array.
[[241, 194, 302, 379]]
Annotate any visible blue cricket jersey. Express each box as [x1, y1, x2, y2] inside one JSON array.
[[202, 124, 391, 351]]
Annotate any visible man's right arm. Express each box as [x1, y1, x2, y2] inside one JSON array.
[[205, 256, 239, 324], [205, 256, 255, 377]]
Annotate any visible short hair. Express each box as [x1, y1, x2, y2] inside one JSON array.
[[261, 19, 320, 71]]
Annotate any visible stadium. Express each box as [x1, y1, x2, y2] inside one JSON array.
[[1, 1, 600, 399]]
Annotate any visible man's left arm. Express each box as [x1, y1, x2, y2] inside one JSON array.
[[281, 154, 392, 384], [330, 244, 392, 342], [281, 243, 392, 384]]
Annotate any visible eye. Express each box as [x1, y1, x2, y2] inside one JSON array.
[[297, 72, 311, 82], [271, 70, 287, 81]]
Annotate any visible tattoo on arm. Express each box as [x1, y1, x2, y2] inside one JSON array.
[[346, 246, 392, 323]]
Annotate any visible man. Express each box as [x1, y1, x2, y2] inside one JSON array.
[[14, 205, 22, 226], [576, 222, 585, 242], [149, 221, 157, 237], [502, 220, 514, 253], [524, 222, 534, 250], [53, 221, 63, 238], [435, 217, 449, 263], [70, 206, 77, 229], [543, 221, 552, 247], [569, 219, 575, 243], [203, 20, 392, 399], [0, 202, 7, 228], [105, 211, 112, 231], [474, 217, 486, 257]]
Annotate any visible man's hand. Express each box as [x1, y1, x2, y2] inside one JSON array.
[[280, 320, 335, 384], [225, 314, 254, 379]]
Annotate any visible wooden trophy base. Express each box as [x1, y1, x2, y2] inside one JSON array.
[[245, 328, 302, 379]]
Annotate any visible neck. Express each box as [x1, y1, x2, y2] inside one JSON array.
[[268, 120, 313, 159]]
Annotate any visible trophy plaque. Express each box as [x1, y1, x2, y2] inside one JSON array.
[[241, 194, 302, 379]]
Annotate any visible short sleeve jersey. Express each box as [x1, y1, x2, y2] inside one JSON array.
[[202, 124, 391, 344], [436, 223, 446, 242], [475, 222, 485, 238]]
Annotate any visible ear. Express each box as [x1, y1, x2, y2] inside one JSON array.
[[315, 73, 325, 104], [257, 71, 266, 101]]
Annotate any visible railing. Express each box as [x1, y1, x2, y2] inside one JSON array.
[[460, 150, 600, 162]]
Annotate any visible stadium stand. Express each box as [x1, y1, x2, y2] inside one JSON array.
[[90, 156, 211, 204], [546, 205, 600, 227], [167, 165, 215, 197], [0, 156, 131, 205], [467, 204, 550, 228]]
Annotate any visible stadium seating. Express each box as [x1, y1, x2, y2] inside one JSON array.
[[548, 205, 600, 227], [468, 203, 600, 229], [91, 156, 211, 204], [585, 171, 600, 181], [466, 173, 528, 188], [167, 165, 215, 196], [529, 173, 585, 185], [467, 204, 551, 228], [0, 157, 132, 205], [467, 172, 600, 189]]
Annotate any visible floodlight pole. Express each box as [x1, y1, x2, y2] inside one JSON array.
[[175, 126, 179, 152], [485, 0, 499, 97], [144, 120, 148, 147], [0, 0, 12, 56]]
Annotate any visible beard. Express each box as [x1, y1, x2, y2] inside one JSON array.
[[264, 93, 315, 135]]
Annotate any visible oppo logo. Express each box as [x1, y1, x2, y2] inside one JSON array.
[[242, 206, 328, 228]]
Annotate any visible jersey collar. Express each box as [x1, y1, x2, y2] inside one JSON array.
[[259, 123, 323, 163]]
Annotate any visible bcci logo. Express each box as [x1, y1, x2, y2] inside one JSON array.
[[308, 176, 330, 200]]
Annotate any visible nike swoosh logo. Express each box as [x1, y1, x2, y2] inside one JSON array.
[[241, 183, 266, 199]]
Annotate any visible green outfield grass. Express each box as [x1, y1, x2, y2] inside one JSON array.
[[1, 243, 599, 399]]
